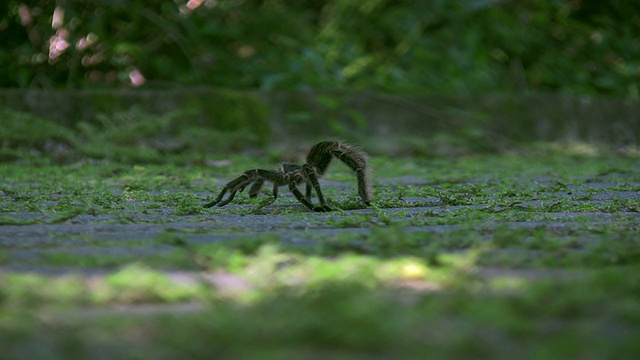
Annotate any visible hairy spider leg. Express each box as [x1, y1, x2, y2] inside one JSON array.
[[203, 174, 251, 208], [281, 163, 310, 201], [287, 172, 328, 212], [204, 169, 284, 208], [330, 148, 372, 205], [305, 181, 313, 201], [248, 179, 265, 198], [302, 164, 332, 211], [303, 141, 337, 209], [306, 141, 372, 205], [242, 169, 286, 204], [306, 141, 335, 176]]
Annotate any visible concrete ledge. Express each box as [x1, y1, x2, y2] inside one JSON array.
[[1, 88, 638, 147]]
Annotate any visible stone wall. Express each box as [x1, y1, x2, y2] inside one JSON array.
[[1, 88, 638, 148]]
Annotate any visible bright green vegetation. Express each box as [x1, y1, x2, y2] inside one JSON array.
[[1, 148, 639, 358]]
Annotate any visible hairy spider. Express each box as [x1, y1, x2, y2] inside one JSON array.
[[204, 140, 372, 212]]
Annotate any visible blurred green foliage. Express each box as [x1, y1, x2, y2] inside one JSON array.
[[0, 107, 76, 162], [0, 102, 270, 163], [1, 0, 638, 98]]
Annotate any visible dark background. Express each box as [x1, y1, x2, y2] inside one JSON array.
[[2, 0, 639, 98]]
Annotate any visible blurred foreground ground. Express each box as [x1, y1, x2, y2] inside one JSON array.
[[1, 151, 639, 359]]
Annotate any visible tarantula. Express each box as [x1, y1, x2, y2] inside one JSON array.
[[204, 140, 372, 212]]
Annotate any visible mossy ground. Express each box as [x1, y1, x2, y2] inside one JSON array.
[[1, 146, 639, 359]]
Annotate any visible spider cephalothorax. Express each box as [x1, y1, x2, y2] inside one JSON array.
[[204, 141, 372, 212]]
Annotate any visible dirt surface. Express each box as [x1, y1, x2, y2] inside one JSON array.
[[2, 175, 638, 277]]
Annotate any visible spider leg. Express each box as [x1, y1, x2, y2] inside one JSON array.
[[306, 141, 372, 206], [204, 175, 253, 208], [302, 164, 332, 211], [248, 178, 265, 198], [305, 181, 312, 202], [256, 168, 287, 200], [204, 169, 283, 208], [354, 168, 372, 206], [329, 149, 372, 206], [204, 183, 244, 208], [289, 182, 327, 212], [216, 186, 246, 206]]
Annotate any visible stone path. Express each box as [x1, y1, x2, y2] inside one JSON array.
[[2, 174, 638, 278]]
